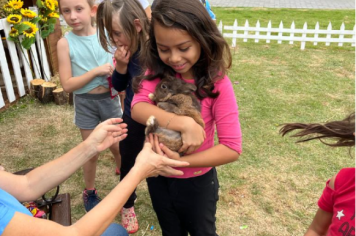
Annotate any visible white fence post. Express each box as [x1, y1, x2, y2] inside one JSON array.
[[278, 21, 283, 44], [338, 23, 345, 47], [232, 19, 237, 48], [266, 20, 271, 43], [243, 20, 249, 43], [2, 19, 26, 97], [218, 20, 223, 35], [290, 21, 295, 44], [352, 25, 355, 47], [0, 20, 16, 107], [314, 22, 319, 46], [255, 20, 260, 43], [326, 22, 332, 46], [301, 22, 307, 50]]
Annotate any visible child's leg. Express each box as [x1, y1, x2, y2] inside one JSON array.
[[80, 129, 99, 189], [109, 142, 121, 171], [147, 176, 188, 236]]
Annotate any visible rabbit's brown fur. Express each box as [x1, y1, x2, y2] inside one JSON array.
[[145, 76, 205, 153]]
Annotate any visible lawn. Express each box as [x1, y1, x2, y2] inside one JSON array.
[[0, 7, 355, 236]]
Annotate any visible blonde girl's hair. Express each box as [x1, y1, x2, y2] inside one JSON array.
[[96, 0, 150, 54]]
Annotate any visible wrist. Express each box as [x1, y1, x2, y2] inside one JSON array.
[[82, 140, 98, 159], [115, 64, 128, 74]]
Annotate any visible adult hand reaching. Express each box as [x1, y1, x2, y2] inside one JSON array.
[[85, 118, 128, 153], [133, 142, 189, 179]]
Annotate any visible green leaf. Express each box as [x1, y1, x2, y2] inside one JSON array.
[[30, 17, 41, 24], [47, 18, 57, 25], [21, 37, 35, 50], [41, 30, 50, 39], [48, 24, 55, 33], [36, 0, 43, 8], [7, 36, 19, 43], [15, 24, 31, 34]]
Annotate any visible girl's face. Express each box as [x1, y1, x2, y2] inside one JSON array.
[[111, 14, 131, 48], [154, 23, 201, 79], [60, 0, 94, 31]]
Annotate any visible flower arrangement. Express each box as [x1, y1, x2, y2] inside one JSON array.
[[2, 0, 59, 49]]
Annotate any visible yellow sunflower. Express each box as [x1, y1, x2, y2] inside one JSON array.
[[9, 28, 19, 37], [22, 22, 38, 38], [6, 14, 22, 24], [7, 0, 23, 10], [53, 0, 58, 7], [45, 0, 55, 11], [3, 3, 13, 13], [21, 8, 37, 19], [48, 12, 59, 18]]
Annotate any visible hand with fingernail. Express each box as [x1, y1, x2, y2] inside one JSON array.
[[114, 46, 130, 74], [95, 63, 114, 77]]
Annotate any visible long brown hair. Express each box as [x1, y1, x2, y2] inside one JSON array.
[[279, 112, 355, 147], [132, 0, 232, 99], [96, 0, 149, 54]]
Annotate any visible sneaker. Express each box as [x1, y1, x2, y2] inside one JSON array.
[[115, 167, 121, 175], [83, 189, 102, 212], [121, 207, 139, 234]]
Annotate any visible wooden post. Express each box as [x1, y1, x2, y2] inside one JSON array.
[[46, 19, 62, 74], [30, 78, 45, 98], [53, 88, 67, 105], [38, 82, 56, 103]]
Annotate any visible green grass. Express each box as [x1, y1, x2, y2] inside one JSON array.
[[1, 7, 355, 236]]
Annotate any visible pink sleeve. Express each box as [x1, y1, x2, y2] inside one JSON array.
[[131, 79, 160, 109], [317, 180, 334, 213], [212, 76, 242, 154]]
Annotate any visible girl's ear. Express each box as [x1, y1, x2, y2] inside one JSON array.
[[134, 19, 142, 33], [90, 5, 98, 17]]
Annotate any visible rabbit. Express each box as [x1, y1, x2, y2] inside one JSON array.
[[145, 76, 205, 154]]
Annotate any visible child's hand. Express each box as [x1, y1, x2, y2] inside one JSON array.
[[147, 134, 180, 160], [114, 46, 130, 73], [179, 117, 206, 154], [95, 63, 114, 77]]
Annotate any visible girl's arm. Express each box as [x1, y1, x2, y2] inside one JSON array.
[[3, 142, 188, 236], [131, 102, 206, 154], [0, 118, 128, 202], [57, 38, 113, 93], [304, 175, 336, 236]]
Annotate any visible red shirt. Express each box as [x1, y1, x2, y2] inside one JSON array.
[[318, 168, 355, 236]]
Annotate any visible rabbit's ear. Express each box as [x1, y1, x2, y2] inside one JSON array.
[[183, 83, 197, 92]]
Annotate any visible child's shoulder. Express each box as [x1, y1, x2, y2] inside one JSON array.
[[57, 36, 69, 49]]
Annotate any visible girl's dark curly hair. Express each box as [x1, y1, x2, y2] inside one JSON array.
[[279, 112, 355, 147], [132, 0, 232, 99]]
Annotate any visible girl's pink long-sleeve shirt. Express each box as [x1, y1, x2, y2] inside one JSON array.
[[132, 74, 242, 178]]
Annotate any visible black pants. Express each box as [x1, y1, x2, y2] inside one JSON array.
[[147, 168, 219, 236], [120, 114, 146, 208]]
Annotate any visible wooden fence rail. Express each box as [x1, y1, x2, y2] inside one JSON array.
[[218, 20, 356, 50]]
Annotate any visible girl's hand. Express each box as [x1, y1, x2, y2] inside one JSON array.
[[148, 134, 180, 161], [179, 117, 206, 154], [114, 46, 130, 73], [95, 63, 114, 77], [134, 142, 189, 178], [85, 118, 128, 153]]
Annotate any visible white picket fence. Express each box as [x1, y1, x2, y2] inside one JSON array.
[[218, 20, 356, 50], [0, 18, 51, 109]]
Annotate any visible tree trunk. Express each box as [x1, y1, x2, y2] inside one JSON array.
[[53, 88, 67, 105], [38, 82, 57, 103], [30, 78, 45, 98]]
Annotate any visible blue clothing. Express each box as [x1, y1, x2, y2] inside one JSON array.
[[65, 31, 112, 94], [0, 188, 31, 235], [102, 223, 129, 236], [201, 0, 216, 20], [112, 51, 142, 117]]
